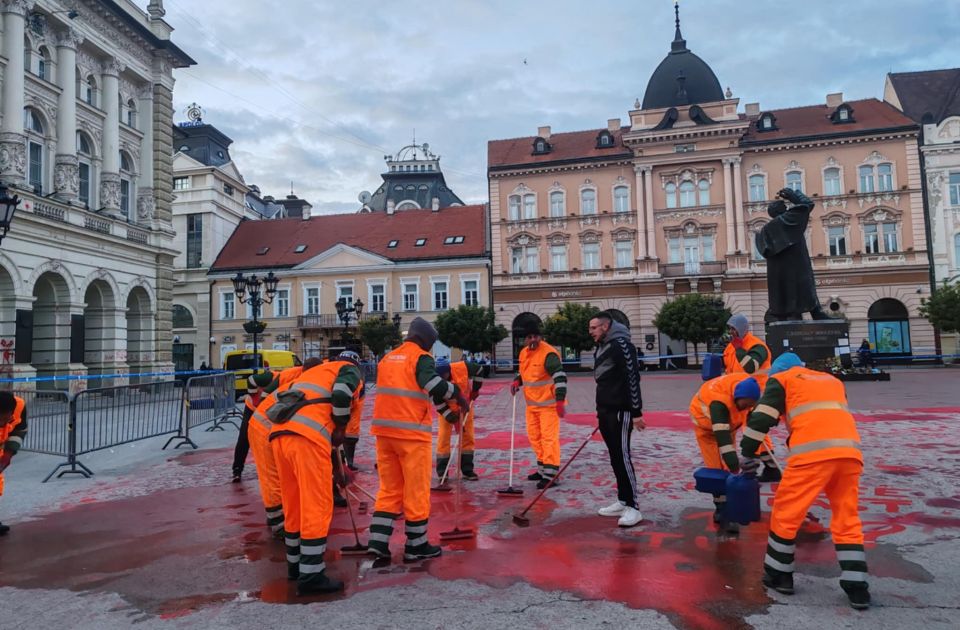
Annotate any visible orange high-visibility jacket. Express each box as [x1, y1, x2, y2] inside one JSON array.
[[519, 342, 561, 406], [723, 332, 771, 375], [268, 360, 356, 449], [372, 341, 434, 442], [277, 366, 304, 390], [775, 366, 862, 467], [1, 396, 25, 452], [690, 372, 752, 430], [449, 361, 470, 399]]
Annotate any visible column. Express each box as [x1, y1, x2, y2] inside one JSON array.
[[0, 0, 31, 185], [643, 167, 656, 258], [722, 159, 736, 255], [54, 28, 84, 201], [634, 165, 647, 258], [733, 158, 746, 253], [99, 59, 124, 216], [135, 84, 155, 223]]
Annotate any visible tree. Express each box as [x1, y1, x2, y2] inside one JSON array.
[[435, 305, 508, 353], [653, 294, 731, 365], [542, 302, 601, 357], [920, 281, 960, 334], [359, 316, 402, 358]]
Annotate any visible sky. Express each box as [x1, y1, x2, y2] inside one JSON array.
[[163, 0, 958, 214]]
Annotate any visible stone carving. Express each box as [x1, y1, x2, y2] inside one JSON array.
[[579, 231, 601, 244], [578, 215, 600, 229], [0, 0, 32, 17], [857, 192, 900, 208], [54, 154, 79, 196], [612, 213, 634, 225], [136, 189, 155, 220], [654, 207, 724, 222], [75, 9, 152, 69], [103, 58, 126, 77], [54, 27, 84, 50], [100, 172, 121, 211], [0, 134, 27, 180], [546, 218, 567, 230], [76, 50, 102, 77], [27, 95, 57, 127], [506, 221, 538, 234]]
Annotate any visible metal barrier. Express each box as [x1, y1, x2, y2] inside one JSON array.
[[15, 389, 71, 458], [163, 373, 241, 450]]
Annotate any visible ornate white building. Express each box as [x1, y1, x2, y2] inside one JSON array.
[[0, 0, 193, 389]]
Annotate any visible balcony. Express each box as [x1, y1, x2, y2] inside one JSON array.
[[298, 311, 394, 330], [659, 261, 726, 277], [21, 193, 155, 246]]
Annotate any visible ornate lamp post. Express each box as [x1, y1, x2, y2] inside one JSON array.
[[335, 297, 364, 346], [392, 312, 402, 330], [232, 271, 279, 370], [0, 182, 22, 247]]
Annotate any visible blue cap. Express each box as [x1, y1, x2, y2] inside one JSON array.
[[435, 358, 451, 379], [733, 377, 761, 401], [770, 352, 804, 375]]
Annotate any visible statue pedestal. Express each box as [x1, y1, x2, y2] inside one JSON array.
[[765, 320, 852, 369]]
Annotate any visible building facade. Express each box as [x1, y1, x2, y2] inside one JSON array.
[[885, 69, 960, 357], [207, 145, 490, 365], [0, 0, 193, 388], [488, 9, 935, 364]]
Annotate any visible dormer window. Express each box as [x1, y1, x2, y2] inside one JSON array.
[[294, 245, 307, 253], [758, 113, 778, 131], [387, 240, 399, 248], [831, 103, 855, 124], [415, 238, 427, 247], [532, 136, 551, 155], [256, 246, 270, 255], [596, 131, 615, 149]]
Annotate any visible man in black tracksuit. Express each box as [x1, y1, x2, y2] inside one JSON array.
[[589, 312, 644, 528]]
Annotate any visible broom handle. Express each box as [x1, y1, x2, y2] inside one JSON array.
[[518, 426, 599, 518], [338, 446, 363, 546], [508, 394, 517, 487]]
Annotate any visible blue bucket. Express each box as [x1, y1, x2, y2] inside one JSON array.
[[724, 473, 761, 525], [701, 354, 724, 381], [694, 467, 729, 494]]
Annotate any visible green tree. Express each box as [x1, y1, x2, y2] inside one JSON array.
[[920, 281, 960, 335], [653, 294, 731, 365], [359, 316, 402, 358], [435, 305, 508, 353], [542, 302, 601, 356]]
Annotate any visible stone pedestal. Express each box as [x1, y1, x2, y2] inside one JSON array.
[[765, 319, 852, 369]]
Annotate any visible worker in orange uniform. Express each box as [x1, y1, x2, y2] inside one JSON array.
[[739, 352, 870, 610], [368, 317, 467, 561], [724, 313, 780, 482], [232, 371, 274, 482], [268, 350, 364, 595], [343, 382, 365, 471], [0, 392, 28, 536], [267, 364, 306, 394], [689, 373, 760, 533], [511, 321, 567, 489], [435, 358, 488, 481]]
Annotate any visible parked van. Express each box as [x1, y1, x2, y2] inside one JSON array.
[[223, 349, 301, 398]]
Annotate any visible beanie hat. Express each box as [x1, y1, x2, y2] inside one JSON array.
[[769, 352, 804, 376], [435, 357, 451, 380], [727, 313, 749, 337], [520, 320, 542, 337], [406, 316, 438, 348], [733, 377, 761, 402]]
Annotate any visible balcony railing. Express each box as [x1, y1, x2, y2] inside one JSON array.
[[298, 311, 393, 329], [659, 261, 726, 277], [22, 192, 155, 246]]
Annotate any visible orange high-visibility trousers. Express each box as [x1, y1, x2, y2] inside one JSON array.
[[694, 425, 733, 471], [437, 408, 475, 458], [0, 471, 5, 496], [770, 458, 864, 544], [374, 435, 432, 522], [525, 405, 560, 478], [248, 419, 284, 531]]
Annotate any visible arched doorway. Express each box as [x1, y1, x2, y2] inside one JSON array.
[[604, 309, 630, 328], [126, 287, 153, 380], [511, 312, 543, 364], [83, 280, 118, 380], [0, 264, 15, 383], [171, 304, 196, 373], [867, 298, 911, 356], [32, 272, 71, 382]]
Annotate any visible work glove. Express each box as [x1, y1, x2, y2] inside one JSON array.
[[740, 456, 760, 474], [726, 457, 741, 474], [456, 394, 470, 414], [333, 449, 353, 488], [510, 379, 521, 396], [331, 425, 346, 448], [0, 452, 11, 473], [469, 390, 479, 402], [556, 400, 566, 418]]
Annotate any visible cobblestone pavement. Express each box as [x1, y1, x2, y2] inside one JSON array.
[[0, 368, 958, 629]]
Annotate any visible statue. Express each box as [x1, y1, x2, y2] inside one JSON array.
[[755, 187, 829, 322]]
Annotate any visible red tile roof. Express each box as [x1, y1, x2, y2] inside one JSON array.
[[209, 204, 487, 272], [741, 98, 916, 144], [488, 127, 632, 170]]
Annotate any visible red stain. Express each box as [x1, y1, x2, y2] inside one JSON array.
[[926, 497, 960, 509]]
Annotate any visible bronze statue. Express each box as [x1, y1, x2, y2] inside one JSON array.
[[755, 187, 829, 322]]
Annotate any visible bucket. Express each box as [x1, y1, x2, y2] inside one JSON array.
[[724, 473, 761, 525], [693, 467, 729, 494]]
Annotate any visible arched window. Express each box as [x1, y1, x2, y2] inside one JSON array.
[[867, 298, 911, 355], [119, 151, 134, 220], [786, 171, 803, 192], [748, 174, 766, 202], [172, 305, 194, 329], [877, 164, 893, 192], [77, 132, 95, 207], [549, 191, 564, 217], [23, 34, 31, 73], [85, 75, 98, 106], [523, 193, 536, 219], [697, 179, 710, 206], [126, 99, 137, 128], [613, 185, 629, 213], [679, 181, 696, 208], [37, 46, 52, 81], [508, 195, 521, 220], [23, 108, 45, 192], [858, 165, 875, 193], [823, 167, 841, 196], [665, 182, 677, 208], [580, 188, 596, 215]]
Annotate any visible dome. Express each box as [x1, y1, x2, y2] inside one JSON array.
[[641, 6, 724, 110]]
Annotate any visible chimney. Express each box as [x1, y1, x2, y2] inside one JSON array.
[[607, 118, 621, 132], [744, 103, 760, 116], [262, 195, 274, 202], [537, 125, 551, 140], [387, 199, 395, 215], [431, 197, 440, 212], [826, 92, 844, 108]]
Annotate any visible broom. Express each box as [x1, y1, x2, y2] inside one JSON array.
[[335, 446, 368, 555], [497, 394, 523, 497], [439, 411, 476, 541]]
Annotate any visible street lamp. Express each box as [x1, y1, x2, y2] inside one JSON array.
[[0, 182, 22, 246], [233, 271, 278, 370], [335, 297, 364, 346], [392, 313, 402, 330]]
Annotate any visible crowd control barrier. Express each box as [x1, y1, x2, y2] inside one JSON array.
[[163, 373, 241, 450]]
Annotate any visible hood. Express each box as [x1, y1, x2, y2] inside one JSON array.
[[727, 313, 749, 337], [605, 321, 632, 343]]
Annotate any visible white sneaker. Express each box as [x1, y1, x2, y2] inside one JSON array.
[[598, 500, 626, 517], [617, 507, 643, 528]]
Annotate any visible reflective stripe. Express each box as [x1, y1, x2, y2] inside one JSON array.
[[697, 395, 709, 417], [787, 401, 849, 421], [743, 427, 767, 442], [712, 423, 731, 431], [406, 534, 428, 546], [425, 376, 444, 392], [740, 355, 758, 369], [332, 405, 352, 416], [7, 436, 22, 445], [713, 495, 726, 503], [377, 387, 429, 400], [764, 554, 795, 573], [719, 444, 736, 454], [553, 371, 567, 380], [406, 523, 428, 534], [371, 418, 432, 433], [286, 554, 300, 563], [251, 411, 272, 432], [270, 522, 284, 533], [266, 508, 283, 518], [787, 438, 860, 458], [754, 404, 780, 419], [371, 516, 396, 528], [837, 550, 867, 562], [292, 382, 332, 397], [301, 542, 326, 553], [526, 398, 556, 407], [690, 414, 700, 427], [525, 378, 553, 387], [368, 531, 391, 543], [287, 413, 332, 443], [768, 538, 796, 554], [840, 570, 868, 582], [333, 382, 353, 396], [299, 563, 326, 574]]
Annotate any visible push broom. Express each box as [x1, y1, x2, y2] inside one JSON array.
[[439, 412, 476, 541], [335, 446, 368, 555], [496, 394, 523, 497]]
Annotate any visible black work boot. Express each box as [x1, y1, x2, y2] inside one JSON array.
[[436, 457, 450, 481], [527, 471, 543, 481], [297, 571, 344, 595], [0, 522, 10, 536], [333, 486, 347, 508], [461, 453, 478, 480], [403, 541, 442, 561], [344, 439, 359, 471], [762, 569, 795, 595], [536, 476, 558, 490], [844, 586, 871, 610]]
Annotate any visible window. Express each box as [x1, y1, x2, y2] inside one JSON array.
[[387, 239, 398, 248], [38, 56, 47, 80], [77, 132, 93, 206], [84, 75, 97, 106], [274, 289, 290, 318], [580, 189, 596, 215], [337, 284, 354, 309], [675, 143, 696, 153], [683, 236, 700, 273], [864, 223, 879, 254], [702, 234, 715, 262], [859, 165, 875, 193], [613, 186, 629, 213], [462, 279, 479, 306], [786, 171, 803, 192], [665, 182, 677, 208], [294, 245, 307, 253], [256, 246, 270, 255], [37, 47, 51, 81], [126, 100, 136, 128], [828, 226, 847, 256], [444, 236, 455, 244], [615, 240, 633, 268], [28, 142, 43, 190], [760, 115, 775, 130], [550, 245, 567, 271], [511, 246, 538, 273], [402, 282, 418, 311], [823, 168, 841, 196], [550, 191, 564, 217], [838, 108, 849, 121], [305, 287, 320, 315], [432, 281, 448, 310], [369, 284, 385, 312], [877, 164, 893, 192], [508, 195, 521, 220], [24, 108, 44, 192], [454, 236, 464, 244], [186, 214, 202, 267], [173, 176, 190, 190], [668, 236, 681, 263], [523, 194, 536, 219], [120, 152, 133, 220], [172, 305, 194, 329], [748, 174, 766, 202], [415, 238, 426, 247], [679, 181, 696, 208], [882, 222, 898, 252], [600, 134, 612, 147], [697, 179, 710, 206], [950, 173, 960, 206], [955, 233, 960, 266], [582, 243, 600, 269], [223, 183, 234, 196], [221, 292, 235, 319]]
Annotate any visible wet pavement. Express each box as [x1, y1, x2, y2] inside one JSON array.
[[1, 370, 959, 629]]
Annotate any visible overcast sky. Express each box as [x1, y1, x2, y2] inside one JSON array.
[[164, 0, 957, 214]]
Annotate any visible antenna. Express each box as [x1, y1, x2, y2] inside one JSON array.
[[413, 128, 417, 159], [290, 180, 294, 195]]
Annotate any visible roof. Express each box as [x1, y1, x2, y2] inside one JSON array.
[[488, 127, 632, 170], [887, 69, 960, 125], [368, 169, 465, 212], [741, 98, 917, 145], [99, 0, 195, 67], [209, 204, 487, 272], [641, 8, 724, 110]]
